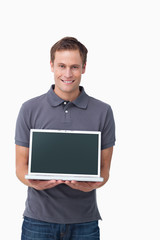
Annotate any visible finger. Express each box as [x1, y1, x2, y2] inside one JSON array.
[[28, 179, 59, 190], [57, 180, 65, 184], [50, 180, 57, 183], [71, 180, 77, 184], [65, 180, 71, 184], [91, 182, 102, 187]]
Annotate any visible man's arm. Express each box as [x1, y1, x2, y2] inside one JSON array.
[[65, 146, 114, 192], [15, 145, 64, 190]]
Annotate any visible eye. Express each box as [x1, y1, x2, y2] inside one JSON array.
[[59, 64, 65, 68], [72, 65, 79, 69]]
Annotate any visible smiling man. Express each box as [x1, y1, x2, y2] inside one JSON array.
[[15, 37, 116, 240], [51, 49, 85, 101]]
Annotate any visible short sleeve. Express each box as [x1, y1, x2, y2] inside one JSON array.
[[101, 106, 116, 150], [15, 104, 30, 147]]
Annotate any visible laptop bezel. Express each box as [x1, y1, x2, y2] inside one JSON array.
[[28, 129, 101, 178]]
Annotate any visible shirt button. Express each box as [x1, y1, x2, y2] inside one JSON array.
[[64, 102, 67, 105], [65, 110, 68, 113]]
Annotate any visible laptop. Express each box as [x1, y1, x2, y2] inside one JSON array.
[[25, 129, 103, 182]]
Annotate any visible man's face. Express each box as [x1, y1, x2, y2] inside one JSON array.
[[50, 50, 86, 100]]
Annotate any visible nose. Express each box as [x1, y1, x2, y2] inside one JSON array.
[[64, 67, 73, 78]]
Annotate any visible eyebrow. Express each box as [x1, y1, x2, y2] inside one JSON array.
[[58, 63, 81, 67]]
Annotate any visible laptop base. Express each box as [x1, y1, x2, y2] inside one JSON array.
[[25, 175, 104, 182]]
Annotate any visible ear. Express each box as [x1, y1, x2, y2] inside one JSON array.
[[82, 63, 86, 74], [50, 61, 54, 72]]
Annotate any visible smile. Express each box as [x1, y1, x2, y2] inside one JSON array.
[[61, 80, 75, 84]]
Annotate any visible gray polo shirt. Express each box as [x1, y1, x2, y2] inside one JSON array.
[[15, 85, 115, 224]]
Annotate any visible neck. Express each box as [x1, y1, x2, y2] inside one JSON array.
[[54, 86, 80, 101]]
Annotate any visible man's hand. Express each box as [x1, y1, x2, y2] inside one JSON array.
[[28, 179, 65, 191], [65, 180, 102, 192], [28, 180, 102, 191]]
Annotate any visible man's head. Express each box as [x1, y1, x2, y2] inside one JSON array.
[[50, 37, 88, 67], [50, 37, 88, 101]]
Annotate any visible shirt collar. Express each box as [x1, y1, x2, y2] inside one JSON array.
[[47, 85, 89, 109]]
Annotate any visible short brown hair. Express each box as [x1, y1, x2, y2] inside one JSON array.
[[50, 37, 88, 66]]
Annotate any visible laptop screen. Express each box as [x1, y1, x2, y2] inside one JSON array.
[[29, 130, 101, 176]]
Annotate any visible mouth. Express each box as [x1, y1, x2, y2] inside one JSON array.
[[61, 79, 75, 84]]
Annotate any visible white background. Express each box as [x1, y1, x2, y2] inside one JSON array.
[[0, 0, 160, 239]]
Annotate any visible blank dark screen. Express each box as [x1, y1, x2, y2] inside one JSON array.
[[31, 132, 99, 175]]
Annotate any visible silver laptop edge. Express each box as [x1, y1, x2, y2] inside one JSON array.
[[25, 129, 103, 182]]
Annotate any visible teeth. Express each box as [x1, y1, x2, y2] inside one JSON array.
[[62, 80, 73, 83]]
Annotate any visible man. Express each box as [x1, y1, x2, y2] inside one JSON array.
[[15, 37, 116, 240]]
